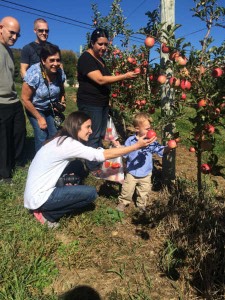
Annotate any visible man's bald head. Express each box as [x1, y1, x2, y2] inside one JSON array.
[[0, 16, 20, 46]]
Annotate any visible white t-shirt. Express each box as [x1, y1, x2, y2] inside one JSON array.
[[24, 137, 105, 210]]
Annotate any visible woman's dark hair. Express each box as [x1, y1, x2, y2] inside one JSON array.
[[89, 28, 109, 48], [56, 111, 91, 145], [40, 43, 61, 61]]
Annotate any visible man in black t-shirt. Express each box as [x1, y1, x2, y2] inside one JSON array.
[[20, 18, 50, 78]]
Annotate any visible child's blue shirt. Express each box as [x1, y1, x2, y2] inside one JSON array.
[[124, 134, 165, 177]]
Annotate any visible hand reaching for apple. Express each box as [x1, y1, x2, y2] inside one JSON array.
[[111, 139, 122, 148], [136, 134, 157, 149], [125, 71, 139, 79]]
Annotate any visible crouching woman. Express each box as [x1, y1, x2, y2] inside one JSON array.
[[24, 111, 155, 227]]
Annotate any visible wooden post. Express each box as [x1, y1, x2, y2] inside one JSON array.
[[160, 0, 176, 186]]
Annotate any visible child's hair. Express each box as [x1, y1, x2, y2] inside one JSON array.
[[133, 112, 153, 128]]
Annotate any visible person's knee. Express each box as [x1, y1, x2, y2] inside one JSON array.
[[86, 186, 98, 201]]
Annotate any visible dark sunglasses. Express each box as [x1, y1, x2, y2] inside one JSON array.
[[49, 58, 61, 63], [97, 42, 108, 47], [4, 26, 20, 38], [37, 29, 49, 33]]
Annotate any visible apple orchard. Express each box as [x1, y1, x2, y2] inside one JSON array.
[[91, 0, 225, 194]]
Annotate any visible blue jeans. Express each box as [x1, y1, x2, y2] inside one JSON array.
[[40, 185, 97, 222], [27, 110, 58, 152], [78, 103, 109, 171]]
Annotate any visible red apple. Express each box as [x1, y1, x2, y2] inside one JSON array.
[[189, 147, 196, 153], [194, 132, 205, 141], [104, 161, 111, 168], [181, 93, 187, 100], [142, 60, 148, 67], [180, 79, 191, 90], [112, 93, 117, 98], [169, 77, 180, 87], [127, 57, 135, 64], [157, 75, 167, 84], [135, 100, 141, 106], [167, 140, 177, 149], [215, 108, 220, 115], [149, 74, 155, 81], [113, 49, 120, 55], [204, 124, 215, 134], [140, 99, 147, 105], [212, 67, 223, 78], [146, 130, 157, 139], [149, 106, 155, 114], [111, 162, 121, 169], [144, 36, 155, 48], [161, 43, 170, 53], [176, 56, 187, 66], [198, 99, 207, 108], [201, 163, 211, 174], [220, 102, 225, 111], [134, 67, 141, 74], [169, 51, 180, 61], [196, 65, 206, 74]]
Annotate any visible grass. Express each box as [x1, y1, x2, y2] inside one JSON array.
[[0, 85, 224, 299]]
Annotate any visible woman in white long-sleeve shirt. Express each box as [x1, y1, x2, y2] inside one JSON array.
[[24, 111, 156, 227]]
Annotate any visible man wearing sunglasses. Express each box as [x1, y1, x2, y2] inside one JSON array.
[[20, 18, 51, 78], [0, 16, 26, 183]]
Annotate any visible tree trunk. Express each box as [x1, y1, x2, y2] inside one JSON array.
[[161, 0, 176, 186]]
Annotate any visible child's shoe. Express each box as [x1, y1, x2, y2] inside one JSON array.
[[116, 202, 127, 212]]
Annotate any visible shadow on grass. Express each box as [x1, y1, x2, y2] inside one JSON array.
[[58, 284, 102, 300], [98, 181, 121, 199], [131, 178, 225, 298]]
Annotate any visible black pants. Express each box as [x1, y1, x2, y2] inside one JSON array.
[[0, 102, 26, 178]]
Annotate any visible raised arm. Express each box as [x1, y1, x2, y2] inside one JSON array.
[[103, 136, 157, 160], [87, 69, 138, 86]]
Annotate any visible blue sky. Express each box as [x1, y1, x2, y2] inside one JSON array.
[[0, 0, 225, 54]]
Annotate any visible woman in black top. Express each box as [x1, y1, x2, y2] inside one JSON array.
[[77, 28, 138, 174]]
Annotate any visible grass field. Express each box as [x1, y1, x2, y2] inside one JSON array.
[[0, 86, 224, 300]]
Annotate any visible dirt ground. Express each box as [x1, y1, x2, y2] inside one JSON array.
[[50, 145, 224, 300]]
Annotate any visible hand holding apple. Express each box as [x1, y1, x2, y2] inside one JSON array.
[[137, 134, 157, 148]]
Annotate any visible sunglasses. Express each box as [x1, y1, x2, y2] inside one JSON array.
[[97, 42, 108, 47], [49, 58, 61, 63], [37, 29, 49, 33], [4, 26, 20, 38]]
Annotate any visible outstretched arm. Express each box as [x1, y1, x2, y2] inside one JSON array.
[[103, 136, 157, 160]]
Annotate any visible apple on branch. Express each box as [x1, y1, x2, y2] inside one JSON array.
[[144, 36, 155, 48], [201, 163, 211, 174], [211, 67, 223, 78], [157, 75, 167, 84], [167, 140, 177, 149], [161, 43, 170, 53], [134, 67, 141, 74], [189, 147, 196, 153]]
